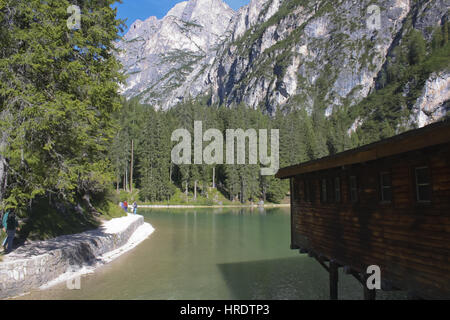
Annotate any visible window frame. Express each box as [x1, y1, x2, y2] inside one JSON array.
[[380, 171, 393, 203], [415, 166, 432, 203]]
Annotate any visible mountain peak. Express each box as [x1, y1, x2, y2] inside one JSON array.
[[165, 1, 189, 20], [165, 0, 234, 22], [117, 0, 237, 109]]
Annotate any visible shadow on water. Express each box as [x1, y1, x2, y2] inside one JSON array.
[[217, 256, 331, 300], [217, 256, 409, 300]]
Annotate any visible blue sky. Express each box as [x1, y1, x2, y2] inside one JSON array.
[[113, 0, 249, 33]]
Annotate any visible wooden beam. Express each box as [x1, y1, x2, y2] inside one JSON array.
[[290, 178, 295, 251], [363, 274, 377, 300]]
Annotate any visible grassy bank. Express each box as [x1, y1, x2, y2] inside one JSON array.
[[119, 188, 289, 207], [16, 200, 125, 241]]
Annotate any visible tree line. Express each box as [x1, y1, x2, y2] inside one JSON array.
[[109, 98, 358, 204]]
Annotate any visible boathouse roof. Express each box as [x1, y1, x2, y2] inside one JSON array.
[[276, 119, 450, 179]]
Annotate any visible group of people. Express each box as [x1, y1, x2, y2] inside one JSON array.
[[1, 209, 19, 254], [120, 201, 138, 214]]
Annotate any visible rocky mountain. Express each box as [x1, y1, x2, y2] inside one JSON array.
[[116, 0, 234, 109], [117, 0, 449, 127]]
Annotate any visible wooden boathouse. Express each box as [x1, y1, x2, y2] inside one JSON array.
[[276, 120, 450, 300]]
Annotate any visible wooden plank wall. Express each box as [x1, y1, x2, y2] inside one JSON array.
[[291, 144, 450, 299]]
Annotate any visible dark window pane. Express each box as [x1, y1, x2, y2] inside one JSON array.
[[415, 167, 431, 202], [380, 173, 392, 202], [416, 168, 429, 185], [382, 187, 392, 202], [417, 185, 431, 202], [381, 173, 391, 186]]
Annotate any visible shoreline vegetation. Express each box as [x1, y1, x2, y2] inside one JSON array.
[[138, 204, 290, 209], [118, 187, 291, 209]]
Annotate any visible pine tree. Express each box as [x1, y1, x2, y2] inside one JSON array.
[[408, 29, 426, 65], [443, 20, 449, 45], [0, 0, 124, 212], [431, 26, 444, 51], [138, 110, 174, 202]]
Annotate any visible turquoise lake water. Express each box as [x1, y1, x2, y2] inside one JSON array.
[[19, 208, 405, 300]]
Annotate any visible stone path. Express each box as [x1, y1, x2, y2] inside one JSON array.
[[0, 214, 153, 299]]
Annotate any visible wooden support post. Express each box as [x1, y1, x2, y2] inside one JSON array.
[[329, 261, 339, 300], [363, 274, 377, 300], [364, 286, 377, 300]]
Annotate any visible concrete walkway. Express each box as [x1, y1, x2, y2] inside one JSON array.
[[0, 214, 154, 299]]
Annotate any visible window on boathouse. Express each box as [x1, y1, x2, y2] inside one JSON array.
[[415, 167, 431, 202], [380, 172, 392, 202]]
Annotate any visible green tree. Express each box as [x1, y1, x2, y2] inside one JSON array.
[[138, 110, 174, 202], [0, 0, 124, 213], [431, 26, 444, 51], [408, 29, 426, 65]]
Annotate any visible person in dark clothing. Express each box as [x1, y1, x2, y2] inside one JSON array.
[[2, 210, 19, 253]]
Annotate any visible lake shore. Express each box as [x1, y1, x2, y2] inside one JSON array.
[[137, 204, 290, 209], [0, 214, 154, 299]]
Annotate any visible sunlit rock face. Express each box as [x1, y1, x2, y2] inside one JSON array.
[[411, 71, 450, 128], [118, 0, 448, 124], [116, 0, 234, 110]]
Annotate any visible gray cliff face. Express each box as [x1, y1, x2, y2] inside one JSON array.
[[117, 0, 449, 125], [116, 0, 234, 110], [410, 70, 450, 127]]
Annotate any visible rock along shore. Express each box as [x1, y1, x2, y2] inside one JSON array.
[[0, 214, 154, 299]]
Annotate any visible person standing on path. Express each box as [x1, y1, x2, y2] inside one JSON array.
[[2, 209, 18, 254], [132, 201, 138, 215], [123, 200, 128, 213], [1, 211, 6, 249]]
